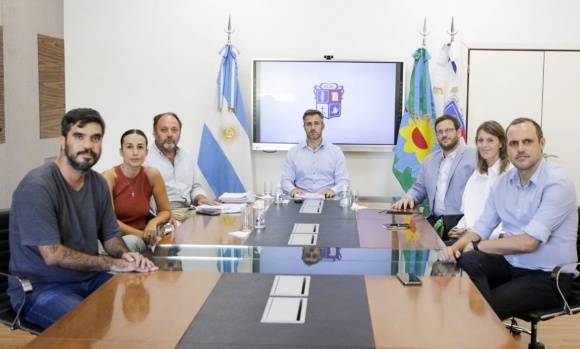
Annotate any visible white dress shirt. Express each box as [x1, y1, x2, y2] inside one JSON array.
[[433, 147, 459, 216], [144, 145, 206, 212], [455, 160, 510, 239]]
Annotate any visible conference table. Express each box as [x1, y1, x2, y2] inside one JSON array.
[[26, 199, 519, 349], [156, 199, 443, 249]]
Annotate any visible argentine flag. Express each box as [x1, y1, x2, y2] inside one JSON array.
[[198, 44, 253, 197]]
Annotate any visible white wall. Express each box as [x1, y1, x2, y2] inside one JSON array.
[[0, 0, 63, 208], [1, 0, 577, 207]]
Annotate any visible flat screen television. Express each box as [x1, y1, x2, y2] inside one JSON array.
[[252, 59, 405, 152]]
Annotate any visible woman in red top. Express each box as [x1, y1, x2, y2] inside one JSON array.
[[103, 129, 171, 252]]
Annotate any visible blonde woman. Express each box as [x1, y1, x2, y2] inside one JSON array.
[[103, 129, 171, 252]]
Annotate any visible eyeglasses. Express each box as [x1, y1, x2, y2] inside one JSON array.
[[436, 127, 455, 136]]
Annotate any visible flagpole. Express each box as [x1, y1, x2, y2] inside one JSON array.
[[419, 17, 430, 47], [447, 17, 458, 43], [225, 15, 234, 45]]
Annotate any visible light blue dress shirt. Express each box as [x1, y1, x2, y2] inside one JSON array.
[[281, 139, 350, 195], [472, 160, 578, 273], [144, 145, 206, 211]]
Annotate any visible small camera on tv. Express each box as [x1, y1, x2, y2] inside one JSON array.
[[323, 55, 334, 60]]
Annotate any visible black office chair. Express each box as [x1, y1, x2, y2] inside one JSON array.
[[506, 207, 580, 349], [0, 208, 42, 334]]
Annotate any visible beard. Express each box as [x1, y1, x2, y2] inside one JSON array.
[[64, 144, 100, 172], [155, 139, 176, 152], [162, 143, 176, 151], [307, 131, 321, 141], [439, 135, 459, 152]]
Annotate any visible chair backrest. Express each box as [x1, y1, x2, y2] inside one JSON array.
[[0, 209, 43, 333], [0, 209, 15, 326], [0, 209, 9, 272], [577, 206, 580, 274]]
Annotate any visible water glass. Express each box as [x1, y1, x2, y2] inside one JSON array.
[[351, 188, 359, 207], [254, 200, 266, 228], [264, 180, 273, 197], [241, 206, 253, 232], [339, 185, 351, 207]]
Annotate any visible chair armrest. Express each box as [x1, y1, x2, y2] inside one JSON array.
[[0, 271, 33, 330], [551, 262, 580, 315]]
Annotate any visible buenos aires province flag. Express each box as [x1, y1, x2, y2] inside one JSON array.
[[392, 48, 439, 192]]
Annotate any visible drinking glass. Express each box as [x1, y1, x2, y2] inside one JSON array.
[[241, 206, 253, 232], [264, 180, 273, 197], [351, 188, 359, 208]]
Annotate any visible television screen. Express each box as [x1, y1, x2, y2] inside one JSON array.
[[252, 60, 405, 152]]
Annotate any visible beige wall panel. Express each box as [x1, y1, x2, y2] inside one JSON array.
[[38, 34, 64, 139]]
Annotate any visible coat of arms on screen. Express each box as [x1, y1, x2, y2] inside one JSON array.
[[314, 83, 344, 119]]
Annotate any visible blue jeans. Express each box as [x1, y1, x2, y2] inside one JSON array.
[[18, 272, 113, 329]]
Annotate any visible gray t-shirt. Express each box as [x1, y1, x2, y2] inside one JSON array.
[[9, 162, 120, 285]]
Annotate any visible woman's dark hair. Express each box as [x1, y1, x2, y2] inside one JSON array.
[[475, 121, 510, 175], [120, 129, 148, 147]]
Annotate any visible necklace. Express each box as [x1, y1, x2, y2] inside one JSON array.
[[120, 165, 141, 198]]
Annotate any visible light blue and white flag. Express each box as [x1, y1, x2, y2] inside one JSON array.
[[198, 44, 253, 197], [433, 42, 467, 141]]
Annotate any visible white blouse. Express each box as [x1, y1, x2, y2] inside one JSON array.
[[456, 159, 511, 239]]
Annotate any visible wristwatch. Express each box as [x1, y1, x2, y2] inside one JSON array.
[[472, 238, 481, 251]]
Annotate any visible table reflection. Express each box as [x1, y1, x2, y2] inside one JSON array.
[[301, 247, 342, 265], [150, 244, 459, 277], [121, 275, 151, 323]]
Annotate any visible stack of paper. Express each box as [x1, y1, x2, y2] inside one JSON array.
[[218, 191, 255, 203], [197, 204, 247, 214], [295, 193, 325, 200]]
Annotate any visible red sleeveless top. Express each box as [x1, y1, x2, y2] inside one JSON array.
[[112, 165, 152, 230]]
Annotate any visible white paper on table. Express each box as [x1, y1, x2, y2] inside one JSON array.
[[197, 203, 247, 214], [228, 230, 252, 238], [295, 193, 325, 200], [219, 191, 251, 199]]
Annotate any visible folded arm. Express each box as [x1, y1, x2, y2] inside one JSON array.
[[39, 239, 157, 272]]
